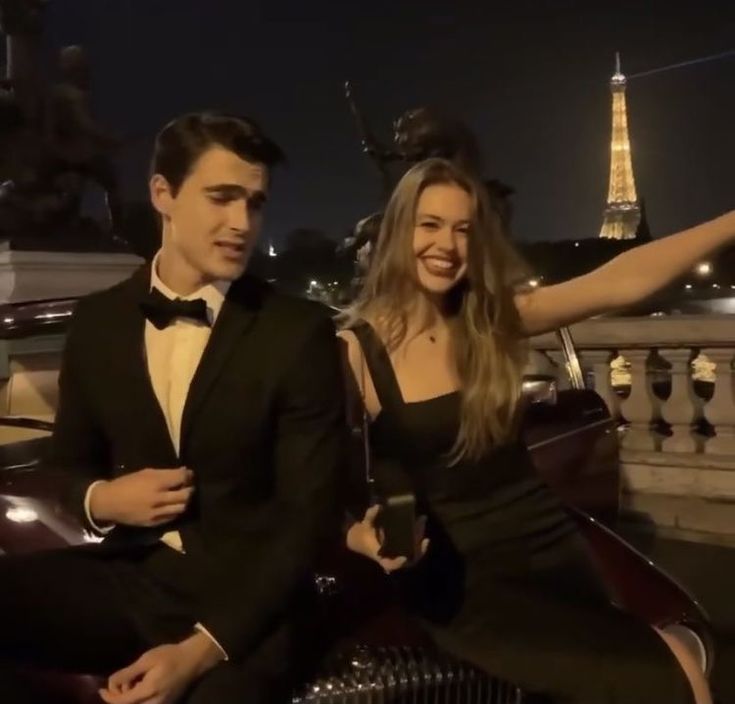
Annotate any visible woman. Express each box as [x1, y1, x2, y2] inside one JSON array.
[[339, 158, 733, 703]]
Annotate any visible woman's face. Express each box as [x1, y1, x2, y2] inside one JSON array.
[[412, 182, 471, 296]]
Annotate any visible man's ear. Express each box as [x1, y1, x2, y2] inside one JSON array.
[[150, 174, 175, 219]]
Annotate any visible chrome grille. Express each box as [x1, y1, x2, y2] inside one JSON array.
[[293, 645, 525, 703]]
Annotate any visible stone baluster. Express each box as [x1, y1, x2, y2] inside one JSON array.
[[580, 349, 621, 422], [701, 347, 735, 455], [618, 348, 661, 451], [658, 348, 702, 453]]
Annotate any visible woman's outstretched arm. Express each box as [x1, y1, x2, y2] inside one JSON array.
[[514, 210, 735, 336]]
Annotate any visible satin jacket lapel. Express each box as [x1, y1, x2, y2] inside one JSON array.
[[113, 265, 179, 465], [179, 275, 262, 455]]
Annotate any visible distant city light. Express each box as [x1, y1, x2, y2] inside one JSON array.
[[696, 262, 712, 276], [574, 242, 580, 248], [713, 284, 720, 289], [309, 280, 318, 287], [684, 284, 693, 290], [268, 244, 277, 257]]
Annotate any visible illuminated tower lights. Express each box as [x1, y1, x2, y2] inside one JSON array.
[[600, 53, 641, 240]]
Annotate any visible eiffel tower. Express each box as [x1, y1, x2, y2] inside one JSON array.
[[599, 53, 641, 239]]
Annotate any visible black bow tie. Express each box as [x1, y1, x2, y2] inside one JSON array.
[[140, 287, 211, 330]]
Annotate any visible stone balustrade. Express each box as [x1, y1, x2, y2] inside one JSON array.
[[531, 315, 735, 544]]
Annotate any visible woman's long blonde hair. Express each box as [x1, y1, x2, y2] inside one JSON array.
[[343, 158, 531, 462]]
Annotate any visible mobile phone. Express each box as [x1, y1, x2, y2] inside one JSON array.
[[375, 491, 417, 561]]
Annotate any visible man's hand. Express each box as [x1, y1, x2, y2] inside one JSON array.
[[99, 632, 224, 704], [346, 505, 429, 573], [89, 467, 194, 527]]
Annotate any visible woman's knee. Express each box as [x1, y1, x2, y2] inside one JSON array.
[[655, 626, 712, 704]]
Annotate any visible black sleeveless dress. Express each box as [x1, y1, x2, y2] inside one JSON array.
[[350, 321, 694, 704]]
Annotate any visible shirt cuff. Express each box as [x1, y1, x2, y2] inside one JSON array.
[[194, 623, 229, 661], [83, 481, 116, 535]]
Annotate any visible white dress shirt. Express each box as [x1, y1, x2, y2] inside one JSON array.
[[85, 252, 231, 656], [144, 256, 230, 552]]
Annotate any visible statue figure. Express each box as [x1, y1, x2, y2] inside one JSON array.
[[0, 3, 125, 244], [392, 106, 483, 174], [342, 81, 516, 274], [45, 45, 123, 231]]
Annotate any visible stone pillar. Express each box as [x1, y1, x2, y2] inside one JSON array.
[[658, 348, 702, 454], [619, 348, 660, 451], [0, 247, 143, 302], [702, 348, 735, 455], [581, 349, 621, 422]]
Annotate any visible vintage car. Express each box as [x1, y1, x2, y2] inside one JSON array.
[[0, 298, 713, 703]]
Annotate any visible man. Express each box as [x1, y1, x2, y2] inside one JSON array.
[[0, 111, 346, 703]]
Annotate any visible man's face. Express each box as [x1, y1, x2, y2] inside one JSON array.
[[151, 146, 268, 284]]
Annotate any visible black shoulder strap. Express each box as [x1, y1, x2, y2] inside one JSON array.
[[348, 320, 404, 414]]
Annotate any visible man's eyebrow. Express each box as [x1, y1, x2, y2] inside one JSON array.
[[203, 184, 268, 203]]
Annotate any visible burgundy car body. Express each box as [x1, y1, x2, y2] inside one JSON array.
[[0, 299, 712, 702]]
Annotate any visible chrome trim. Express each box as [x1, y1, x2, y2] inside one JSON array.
[[0, 299, 76, 339], [526, 417, 612, 451], [0, 417, 54, 432], [292, 645, 525, 702], [522, 376, 558, 406], [557, 326, 586, 390]]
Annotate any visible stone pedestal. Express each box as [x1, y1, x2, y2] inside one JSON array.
[[0, 244, 144, 303], [620, 448, 735, 545]]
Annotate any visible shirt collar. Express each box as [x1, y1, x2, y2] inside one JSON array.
[[150, 251, 231, 325]]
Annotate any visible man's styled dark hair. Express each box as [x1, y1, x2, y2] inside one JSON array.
[[150, 111, 285, 195]]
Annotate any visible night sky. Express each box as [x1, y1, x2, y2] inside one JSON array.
[[43, 0, 735, 247]]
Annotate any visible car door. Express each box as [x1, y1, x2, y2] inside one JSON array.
[[521, 327, 620, 525]]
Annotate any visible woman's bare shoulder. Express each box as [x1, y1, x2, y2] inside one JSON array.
[[336, 314, 381, 357], [336, 328, 361, 371], [335, 318, 384, 417]]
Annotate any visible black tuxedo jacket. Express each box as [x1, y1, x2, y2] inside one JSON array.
[[48, 265, 346, 661]]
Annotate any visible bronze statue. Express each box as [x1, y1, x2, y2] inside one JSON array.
[[0, 3, 124, 244], [45, 45, 123, 231], [342, 81, 516, 270], [345, 81, 486, 184], [392, 106, 483, 174]]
